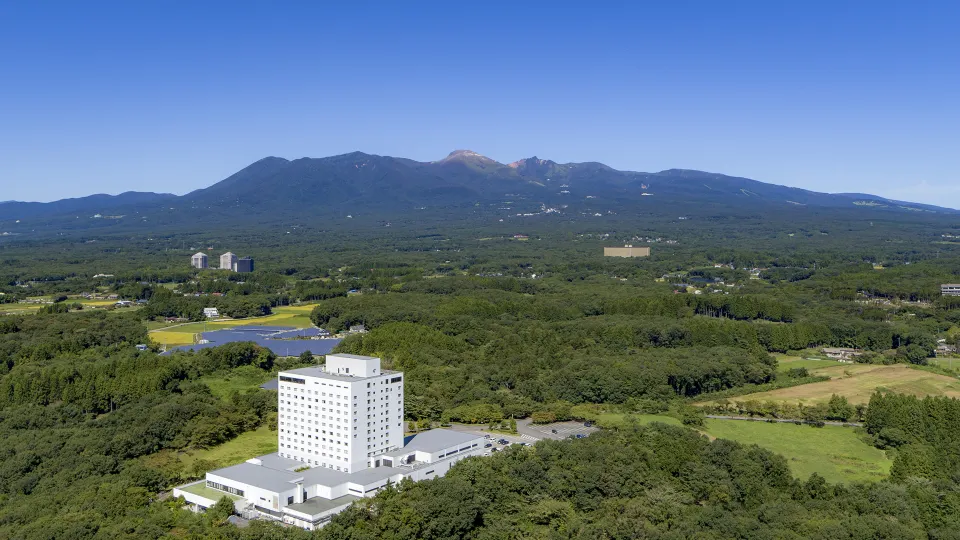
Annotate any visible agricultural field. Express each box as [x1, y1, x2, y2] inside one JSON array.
[[712, 363, 960, 405], [149, 330, 197, 346], [0, 304, 43, 315], [76, 298, 117, 308], [701, 419, 891, 483]]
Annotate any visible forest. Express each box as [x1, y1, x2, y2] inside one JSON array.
[[0, 210, 959, 538]]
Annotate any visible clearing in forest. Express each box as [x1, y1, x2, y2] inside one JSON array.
[[702, 419, 891, 483], [587, 412, 890, 483]]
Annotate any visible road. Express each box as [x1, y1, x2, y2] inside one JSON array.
[[705, 415, 863, 427]]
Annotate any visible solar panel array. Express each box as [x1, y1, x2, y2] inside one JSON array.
[[162, 325, 342, 357]]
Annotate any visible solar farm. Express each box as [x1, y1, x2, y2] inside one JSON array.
[[161, 326, 341, 357]]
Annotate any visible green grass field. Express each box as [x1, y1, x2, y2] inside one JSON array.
[[198, 365, 274, 399], [930, 357, 960, 374], [144, 424, 279, 480], [181, 424, 278, 470], [702, 419, 891, 483], [584, 412, 890, 483], [775, 354, 843, 372]]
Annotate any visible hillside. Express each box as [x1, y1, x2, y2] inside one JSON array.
[[1, 151, 956, 235]]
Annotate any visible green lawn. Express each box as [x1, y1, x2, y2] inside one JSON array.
[[178, 424, 278, 473], [703, 419, 891, 483], [180, 482, 243, 502]]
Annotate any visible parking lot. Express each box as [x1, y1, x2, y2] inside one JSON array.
[[521, 419, 600, 440], [447, 419, 600, 453]]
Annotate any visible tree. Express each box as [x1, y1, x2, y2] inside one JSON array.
[[208, 496, 235, 524], [825, 394, 854, 422], [680, 405, 705, 427], [298, 350, 314, 363]]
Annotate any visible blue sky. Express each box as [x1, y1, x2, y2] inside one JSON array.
[[1, 1, 958, 206]]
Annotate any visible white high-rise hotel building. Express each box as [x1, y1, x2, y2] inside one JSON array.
[[220, 252, 238, 271], [174, 353, 485, 530], [277, 354, 404, 474]]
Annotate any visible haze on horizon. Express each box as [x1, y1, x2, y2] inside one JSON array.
[[1, 2, 958, 207]]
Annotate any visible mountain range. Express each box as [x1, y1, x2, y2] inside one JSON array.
[[1, 150, 955, 232]]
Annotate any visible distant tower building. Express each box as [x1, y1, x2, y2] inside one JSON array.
[[191, 252, 208, 269], [220, 252, 238, 271], [236, 257, 254, 273]]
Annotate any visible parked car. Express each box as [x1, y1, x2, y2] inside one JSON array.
[[584, 421, 593, 427], [484, 443, 493, 448], [498, 439, 509, 445], [551, 428, 558, 433], [491, 447, 498, 452], [575, 434, 585, 439], [484, 434, 491, 439]]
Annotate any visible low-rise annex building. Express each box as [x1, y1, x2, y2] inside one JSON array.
[[603, 245, 651, 257], [942, 284, 960, 297], [173, 354, 484, 530]]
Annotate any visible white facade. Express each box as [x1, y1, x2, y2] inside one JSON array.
[[277, 355, 404, 474], [943, 284, 960, 297], [173, 355, 487, 530], [220, 252, 238, 271], [191, 252, 208, 269]]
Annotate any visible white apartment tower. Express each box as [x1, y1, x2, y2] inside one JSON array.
[[277, 354, 404, 474], [191, 252, 208, 269], [220, 252, 238, 271]]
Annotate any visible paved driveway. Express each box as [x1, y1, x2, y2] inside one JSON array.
[[446, 419, 599, 447]]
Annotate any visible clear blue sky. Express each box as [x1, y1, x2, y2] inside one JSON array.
[[1, 1, 958, 206]]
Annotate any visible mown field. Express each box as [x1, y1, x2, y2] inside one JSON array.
[[702, 419, 891, 483], [590, 412, 890, 484], [717, 363, 960, 405]]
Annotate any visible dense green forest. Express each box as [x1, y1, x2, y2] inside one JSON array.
[[1, 212, 960, 538]]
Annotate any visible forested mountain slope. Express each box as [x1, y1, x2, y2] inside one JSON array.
[[2, 151, 955, 237]]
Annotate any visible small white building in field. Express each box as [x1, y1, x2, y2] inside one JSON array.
[[203, 307, 220, 318]]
